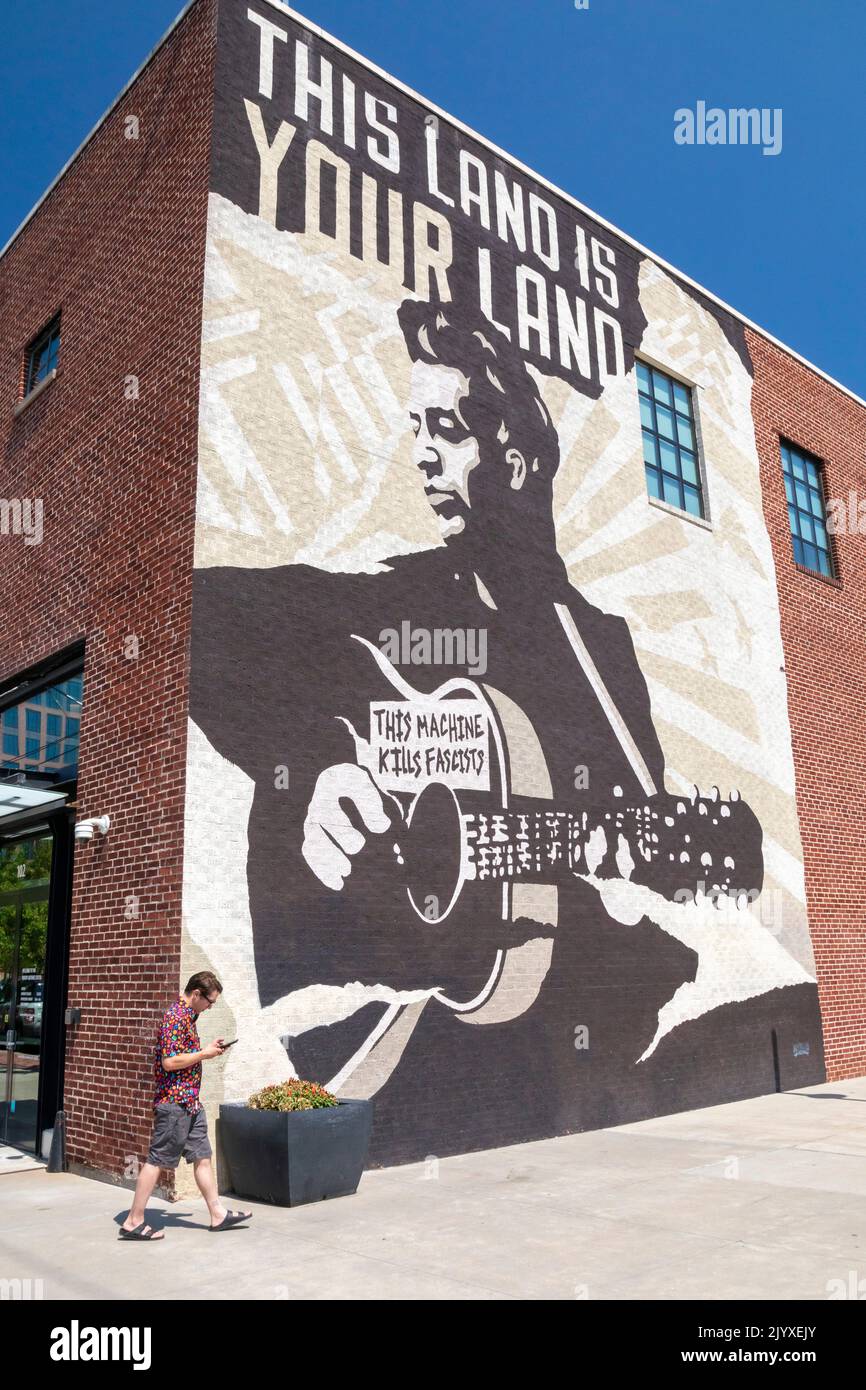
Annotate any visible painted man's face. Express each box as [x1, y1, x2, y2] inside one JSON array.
[[408, 361, 482, 540]]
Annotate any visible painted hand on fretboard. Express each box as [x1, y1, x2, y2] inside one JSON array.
[[464, 786, 764, 905]]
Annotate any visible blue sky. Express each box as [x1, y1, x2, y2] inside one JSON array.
[[2, 0, 863, 397]]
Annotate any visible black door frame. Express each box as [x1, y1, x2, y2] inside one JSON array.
[[39, 806, 75, 1151], [0, 875, 50, 1148], [0, 642, 84, 1154], [0, 806, 75, 1155]]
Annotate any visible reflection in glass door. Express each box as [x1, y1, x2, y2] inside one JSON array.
[[0, 834, 52, 1153], [0, 904, 16, 1144]]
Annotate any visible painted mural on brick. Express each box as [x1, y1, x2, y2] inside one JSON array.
[[185, 0, 825, 1166]]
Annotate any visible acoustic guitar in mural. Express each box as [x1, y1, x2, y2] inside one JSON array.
[[323, 630, 764, 1005]]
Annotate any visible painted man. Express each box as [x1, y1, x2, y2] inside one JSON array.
[[190, 300, 822, 1164]]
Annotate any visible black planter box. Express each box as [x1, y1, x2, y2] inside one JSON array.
[[218, 1098, 373, 1207]]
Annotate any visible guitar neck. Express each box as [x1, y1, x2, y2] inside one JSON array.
[[463, 790, 757, 898]]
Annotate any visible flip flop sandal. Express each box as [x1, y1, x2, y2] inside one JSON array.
[[209, 1209, 252, 1231], [118, 1222, 164, 1240]]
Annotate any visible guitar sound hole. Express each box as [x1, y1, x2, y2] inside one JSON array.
[[403, 782, 464, 924]]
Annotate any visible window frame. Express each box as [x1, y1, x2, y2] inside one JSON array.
[[0, 645, 85, 786], [19, 312, 62, 406], [635, 355, 710, 525], [779, 437, 836, 581]]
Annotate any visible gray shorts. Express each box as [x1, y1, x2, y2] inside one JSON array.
[[147, 1102, 212, 1168]]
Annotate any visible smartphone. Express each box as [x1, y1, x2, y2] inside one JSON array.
[[220, 1038, 238, 1048]]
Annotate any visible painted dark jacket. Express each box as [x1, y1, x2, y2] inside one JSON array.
[[188, 550, 818, 1163], [191, 545, 675, 988]]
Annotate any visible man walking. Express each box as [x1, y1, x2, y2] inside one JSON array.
[[118, 971, 252, 1239]]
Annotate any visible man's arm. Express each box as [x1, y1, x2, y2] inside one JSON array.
[[162, 1044, 223, 1071], [157, 1009, 224, 1072]]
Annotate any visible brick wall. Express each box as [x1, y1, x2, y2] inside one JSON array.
[[748, 327, 866, 1081], [0, 0, 216, 1185], [3, 0, 863, 1187]]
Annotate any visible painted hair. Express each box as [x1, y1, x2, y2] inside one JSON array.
[[397, 298, 560, 483]]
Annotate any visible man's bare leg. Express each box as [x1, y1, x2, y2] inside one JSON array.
[[120, 1161, 166, 1238], [192, 1157, 251, 1228]]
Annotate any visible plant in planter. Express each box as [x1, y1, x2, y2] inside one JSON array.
[[250, 1079, 339, 1112], [218, 1078, 373, 1207]]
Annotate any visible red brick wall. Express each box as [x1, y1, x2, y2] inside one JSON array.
[[0, 0, 216, 1183], [748, 327, 866, 1082]]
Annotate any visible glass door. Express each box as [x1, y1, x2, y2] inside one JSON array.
[[0, 833, 52, 1153]]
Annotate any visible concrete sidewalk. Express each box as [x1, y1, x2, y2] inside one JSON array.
[[2, 1076, 865, 1300]]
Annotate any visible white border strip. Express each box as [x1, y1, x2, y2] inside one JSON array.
[[554, 602, 658, 796], [3, 0, 864, 414]]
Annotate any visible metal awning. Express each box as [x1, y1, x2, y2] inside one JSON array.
[[0, 785, 67, 821]]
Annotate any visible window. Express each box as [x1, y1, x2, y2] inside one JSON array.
[[781, 441, 833, 578], [0, 669, 84, 777], [47, 679, 82, 711], [23, 314, 61, 398], [637, 361, 705, 519]]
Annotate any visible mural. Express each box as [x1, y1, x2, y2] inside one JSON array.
[[184, 0, 825, 1166]]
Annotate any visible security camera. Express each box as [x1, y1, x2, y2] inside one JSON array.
[[74, 815, 111, 841]]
